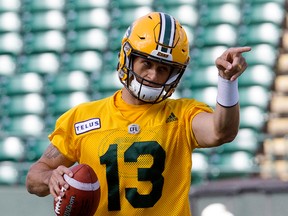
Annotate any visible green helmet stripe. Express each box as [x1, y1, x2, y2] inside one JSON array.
[[163, 13, 172, 47], [159, 13, 176, 53]]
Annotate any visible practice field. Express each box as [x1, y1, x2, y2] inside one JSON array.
[[2, 178, 288, 216], [0, 186, 53, 216]]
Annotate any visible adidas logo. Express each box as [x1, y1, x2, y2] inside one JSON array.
[[166, 112, 178, 123]]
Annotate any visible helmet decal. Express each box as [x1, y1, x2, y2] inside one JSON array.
[[157, 13, 176, 54]]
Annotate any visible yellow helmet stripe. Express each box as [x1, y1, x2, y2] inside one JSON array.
[[158, 13, 176, 54]]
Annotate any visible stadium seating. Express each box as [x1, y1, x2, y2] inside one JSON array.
[[240, 106, 266, 131], [181, 66, 218, 89], [158, 5, 199, 28], [195, 24, 238, 47], [274, 75, 288, 93], [92, 70, 122, 93], [0, 32, 23, 55], [61, 51, 103, 73], [270, 95, 288, 114], [66, 8, 111, 30], [66, 28, 109, 52], [0, 162, 20, 185], [22, 10, 66, 32], [25, 137, 50, 161], [0, 12, 21, 33], [238, 23, 283, 47], [216, 128, 260, 154], [239, 86, 270, 110], [238, 65, 275, 88], [277, 52, 288, 74], [21, 0, 66, 11], [242, 1, 285, 25], [261, 137, 288, 180], [198, 3, 241, 26], [0, 54, 17, 76], [0, 0, 286, 187], [18, 53, 61, 74], [45, 70, 90, 93], [244, 44, 278, 67], [191, 46, 228, 67], [0, 136, 26, 161], [23, 30, 66, 54], [191, 152, 209, 185], [111, 6, 153, 30], [46, 91, 91, 117], [0, 0, 21, 12], [2, 115, 45, 137], [154, 0, 198, 7], [111, 0, 153, 9], [66, 0, 110, 9], [209, 151, 259, 179], [0, 93, 45, 116], [0, 73, 44, 95], [201, 0, 242, 4]]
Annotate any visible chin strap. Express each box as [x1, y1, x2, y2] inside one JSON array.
[[130, 77, 165, 102]]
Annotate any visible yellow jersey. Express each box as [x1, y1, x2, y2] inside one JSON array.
[[49, 90, 213, 216]]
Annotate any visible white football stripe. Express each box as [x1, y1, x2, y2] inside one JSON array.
[[64, 174, 100, 191]]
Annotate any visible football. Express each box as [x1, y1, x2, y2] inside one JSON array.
[[54, 164, 100, 216]]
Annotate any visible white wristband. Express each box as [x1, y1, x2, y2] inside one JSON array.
[[216, 76, 239, 107]]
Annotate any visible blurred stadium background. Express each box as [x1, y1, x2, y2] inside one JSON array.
[[0, 0, 287, 215]]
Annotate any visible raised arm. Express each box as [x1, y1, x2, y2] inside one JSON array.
[[192, 47, 252, 148], [26, 144, 75, 199]]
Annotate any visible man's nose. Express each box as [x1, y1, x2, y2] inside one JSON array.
[[147, 67, 158, 80]]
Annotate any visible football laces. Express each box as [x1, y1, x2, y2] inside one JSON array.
[[54, 187, 67, 215]]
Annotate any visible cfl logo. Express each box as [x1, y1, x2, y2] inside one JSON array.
[[128, 124, 140, 134]]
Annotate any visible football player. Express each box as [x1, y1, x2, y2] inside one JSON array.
[[26, 12, 251, 215]]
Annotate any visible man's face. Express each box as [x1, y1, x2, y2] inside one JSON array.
[[132, 56, 172, 88]]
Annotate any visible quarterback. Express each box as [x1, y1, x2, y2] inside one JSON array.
[[26, 12, 251, 215]]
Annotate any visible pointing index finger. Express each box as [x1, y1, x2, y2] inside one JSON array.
[[229, 46, 252, 54]]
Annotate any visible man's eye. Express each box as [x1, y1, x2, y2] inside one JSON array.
[[159, 67, 170, 73], [143, 61, 151, 67]]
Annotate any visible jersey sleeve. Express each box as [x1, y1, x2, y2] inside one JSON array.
[[48, 106, 79, 162], [182, 99, 214, 149]]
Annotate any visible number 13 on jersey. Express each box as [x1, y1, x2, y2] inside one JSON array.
[[100, 141, 166, 211]]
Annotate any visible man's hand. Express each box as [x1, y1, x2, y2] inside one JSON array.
[[215, 47, 252, 81], [49, 165, 73, 201]]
